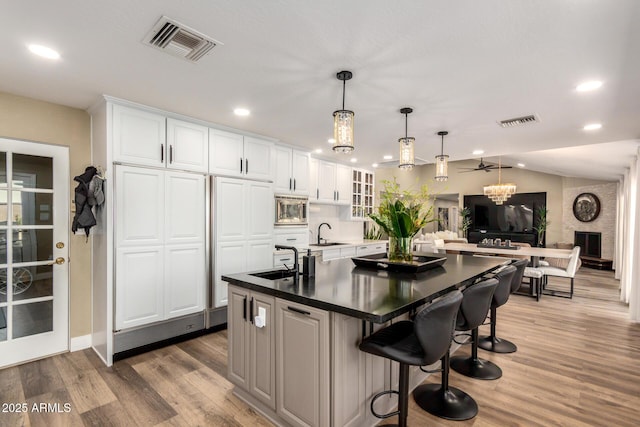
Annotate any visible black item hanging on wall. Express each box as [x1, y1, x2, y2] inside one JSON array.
[[72, 166, 98, 239]]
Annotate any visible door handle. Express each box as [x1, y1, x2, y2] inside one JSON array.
[[50, 257, 65, 265]]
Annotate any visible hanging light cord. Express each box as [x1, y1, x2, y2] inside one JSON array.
[[440, 134, 444, 156], [498, 157, 502, 184], [404, 112, 408, 138], [342, 79, 346, 110]]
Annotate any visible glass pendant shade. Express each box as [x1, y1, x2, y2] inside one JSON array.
[[483, 157, 516, 204], [333, 109, 355, 153], [398, 137, 415, 169], [435, 154, 449, 181]]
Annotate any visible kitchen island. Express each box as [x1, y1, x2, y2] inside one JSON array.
[[222, 254, 505, 427]]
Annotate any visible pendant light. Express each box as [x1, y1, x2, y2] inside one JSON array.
[[398, 107, 415, 169], [483, 157, 517, 205], [435, 131, 449, 181], [333, 70, 354, 153]]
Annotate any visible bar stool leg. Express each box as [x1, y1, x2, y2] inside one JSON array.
[[478, 306, 517, 353], [413, 351, 478, 420], [450, 328, 502, 380]]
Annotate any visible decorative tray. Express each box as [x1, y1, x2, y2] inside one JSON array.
[[476, 244, 520, 250], [351, 253, 447, 273]]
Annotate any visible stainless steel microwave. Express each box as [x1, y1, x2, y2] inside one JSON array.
[[275, 195, 308, 226]]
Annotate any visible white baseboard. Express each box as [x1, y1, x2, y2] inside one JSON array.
[[70, 334, 92, 352]]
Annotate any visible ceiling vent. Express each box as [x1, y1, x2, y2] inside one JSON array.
[[143, 16, 222, 62], [498, 114, 538, 128]]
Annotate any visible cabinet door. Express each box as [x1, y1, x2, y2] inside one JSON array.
[[227, 285, 250, 388], [166, 118, 208, 172], [115, 246, 164, 329], [215, 241, 247, 307], [309, 158, 319, 201], [216, 178, 247, 241], [356, 243, 386, 257], [336, 164, 352, 205], [273, 146, 294, 194], [209, 129, 243, 176], [112, 104, 166, 167], [165, 244, 205, 319], [276, 299, 330, 427], [246, 181, 274, 240], [250, 293, 276, 410], [244, 136, 272, 181], [165, 172, 205, 245], [317, 161, 337, 203], [291, 150, 310, 195], [247, 239, 275, 272], [116, 166, 164, 247]]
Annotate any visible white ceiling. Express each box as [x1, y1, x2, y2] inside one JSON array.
[[2, 1, 639, 181]]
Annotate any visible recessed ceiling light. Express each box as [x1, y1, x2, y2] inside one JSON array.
[[517, 163, 525, 168], [576, 80, 603, 92], [328, 138, 336, 144], [583, 123, 602, 131], [372, 163, 379, 168], [383, 155, 393, 160], [472, 150, 484, 155], [350, 158, 357, 163], [28, 44, 60, 60], [314, 149, 322, 154], [233, 108, 250, 116]]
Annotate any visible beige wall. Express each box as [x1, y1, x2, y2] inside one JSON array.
[[376, 159, 565, 244], [0, 91, 92, 338]]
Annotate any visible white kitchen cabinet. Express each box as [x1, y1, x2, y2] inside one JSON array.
[[273, 146, 310, 195], [215, 177, 274, 307], [166, 118, 209, 172], [114, 165, 206, 330], [350, 168, 375, 220], [309, 158, 319, 201], [112, 105, 208, 172], [209, 130, 272, 180], [355, 242, 387, 257], [312, 159, 351, 205]]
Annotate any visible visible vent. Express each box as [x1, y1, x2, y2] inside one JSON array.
[[498, 114, 538, 128], [143, 16, 222, 62]]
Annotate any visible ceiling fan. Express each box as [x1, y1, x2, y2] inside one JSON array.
[[458, 158, 513, 173]]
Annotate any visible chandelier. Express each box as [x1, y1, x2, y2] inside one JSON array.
[[483, 158, 516, 204], [434, 131, 449, 181], [398, 107, 415, 169], [332, 70, 354, 153]]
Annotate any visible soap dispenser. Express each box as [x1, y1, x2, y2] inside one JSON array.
[[302, 249, 315, 278]]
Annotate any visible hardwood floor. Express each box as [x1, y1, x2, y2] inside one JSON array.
[[1, 267, 639, 427]]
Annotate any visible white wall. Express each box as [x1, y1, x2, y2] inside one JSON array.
[[308, 204, 364, 243]]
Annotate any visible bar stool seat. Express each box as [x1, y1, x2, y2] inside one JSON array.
[[359, 290, 463, 427]]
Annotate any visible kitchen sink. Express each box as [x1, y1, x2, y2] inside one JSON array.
[[250, 269, 298, 280], [309, 242, 347, 247]]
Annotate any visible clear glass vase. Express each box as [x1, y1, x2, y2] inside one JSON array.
[[388, 236, 413, 262]]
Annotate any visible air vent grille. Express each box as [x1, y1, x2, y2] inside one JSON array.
[[498, 115, 538, 128], [143, 16, 222, 62]]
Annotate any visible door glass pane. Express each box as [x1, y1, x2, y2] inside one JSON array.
[[12, 193, 53, 226], [13, 265, 51, 302], [13, 229, 53, 263], [13, 301, 53, 338], [0, 230, 6, 264], [0, 189, 6, 223], [0, 268, 6, 303], [0, 307, 6, 342], [0, 152, 5, 184], [12, 154, 53, 189]]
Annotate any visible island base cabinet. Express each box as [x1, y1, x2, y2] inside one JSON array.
[[227, 285, 276, 410], [276, 299, 330, 427]]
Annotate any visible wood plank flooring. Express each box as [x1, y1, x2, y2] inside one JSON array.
[[1, 267, 639, 427]]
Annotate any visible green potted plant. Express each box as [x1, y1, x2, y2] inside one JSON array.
[[459, 206, 472, 239], [533, 206, 549, 247], [368, 178, 435, 262]]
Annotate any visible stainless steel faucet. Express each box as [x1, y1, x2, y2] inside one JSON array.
[[318, 222, 332, 245]]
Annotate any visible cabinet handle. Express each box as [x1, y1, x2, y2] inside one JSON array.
[[337, 191, 339, 200], [286, 238, 296, 241], [317, 188, 319, 199], [360, 246, 367, 249], [240, 158, 243, 173], [287, 306, 311, 316], [279, 258, 291, 262], [161, 144, 164, 162], [293, 178, 296, 191], [290, 178, 292, 190], [245, 158, 249, 174], [250, 297, 254, 324], [243, 296, 247, 321], [169, 145, 173, 164]]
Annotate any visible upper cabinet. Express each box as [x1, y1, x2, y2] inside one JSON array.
[[351, 168, 375, 220], [273, 146, 310, 195], [112, 104, 208, 173], [311, 159, 351, 205], [209, 130, 272, 181]]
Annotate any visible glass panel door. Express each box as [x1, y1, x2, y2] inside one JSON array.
[[0, 139, 69, 367]]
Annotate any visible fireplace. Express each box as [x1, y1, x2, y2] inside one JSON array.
[[574, 231, 601, 258]]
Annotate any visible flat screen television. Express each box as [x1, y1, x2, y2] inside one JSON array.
[[474, 203, 533, 232]]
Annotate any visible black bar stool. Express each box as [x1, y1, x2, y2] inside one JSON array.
[[358, 290, 463, 427], [477, 263, 519, 353], [413, 278, 497, 420], [450, 277, 501, 380]]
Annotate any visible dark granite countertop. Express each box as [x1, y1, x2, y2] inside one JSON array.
[[222, 254, 506, 323]]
